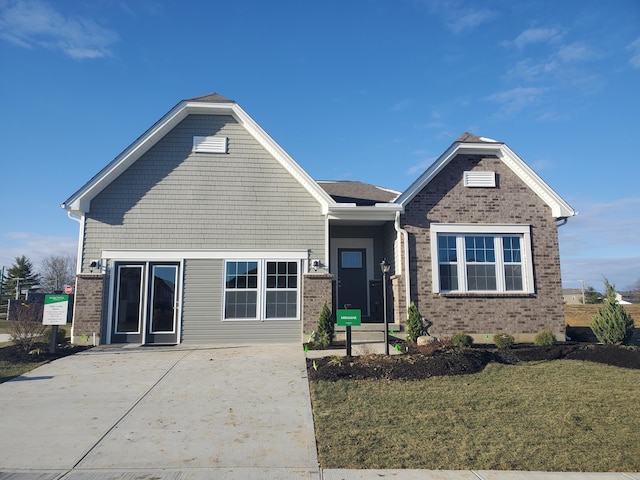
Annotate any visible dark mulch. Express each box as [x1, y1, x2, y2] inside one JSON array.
[[0, 342, 91, 364], [307, 343, 640, 381]]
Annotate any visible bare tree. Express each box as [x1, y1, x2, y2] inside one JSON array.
[[39, 254, 76, 293]]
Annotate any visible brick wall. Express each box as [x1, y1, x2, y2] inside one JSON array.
[[302, 273, 334, 336], [402, 154, 566, 341], [72, 274, 104, 345]]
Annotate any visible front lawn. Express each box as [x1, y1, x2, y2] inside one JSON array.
[[309, 359, 640, 471]]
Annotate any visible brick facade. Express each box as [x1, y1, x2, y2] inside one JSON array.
[[71, 274, 105, 345], [402, 154, 565, 342], [302, 273, 334, 336]]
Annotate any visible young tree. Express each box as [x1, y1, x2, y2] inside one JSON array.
[[39, 253, 76, 292], [6, 256, 40, 299], [590, 278, 635, 345]]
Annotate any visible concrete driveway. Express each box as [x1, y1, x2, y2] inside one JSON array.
[[0, 344, 319, 479]]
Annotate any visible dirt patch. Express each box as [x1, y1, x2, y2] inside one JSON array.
[[307, 343, 640, 381]]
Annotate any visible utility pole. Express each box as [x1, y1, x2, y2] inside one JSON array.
[[578, 279, 587, 305]]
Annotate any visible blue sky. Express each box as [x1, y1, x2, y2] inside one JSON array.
[[1, 0, 639, 291]]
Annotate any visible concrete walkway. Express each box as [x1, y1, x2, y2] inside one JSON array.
[[0, 344, 637, 479]]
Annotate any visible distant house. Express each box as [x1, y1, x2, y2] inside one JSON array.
[[62, 93, 576, 345], [563, 288, 584, 305]]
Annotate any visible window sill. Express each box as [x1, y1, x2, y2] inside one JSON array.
[[437, 292, 536, 298]]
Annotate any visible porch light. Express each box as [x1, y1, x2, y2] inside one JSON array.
[[380, 258, 390, 354]]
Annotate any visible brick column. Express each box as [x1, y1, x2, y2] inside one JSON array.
[[302, 273, 334, 338], [72, 273, 105, 345]]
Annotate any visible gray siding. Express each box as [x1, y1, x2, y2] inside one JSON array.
[[82, 114, 325, 269], [181, 258, 300, 344]]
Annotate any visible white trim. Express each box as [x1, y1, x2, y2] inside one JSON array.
[[222, 258, 303, 322], [61, 100, 335, 215], [429, 224, 535, 294], [101, 249, 308, 261], [396, 141, 575, 219]]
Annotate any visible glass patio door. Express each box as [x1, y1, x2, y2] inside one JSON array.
[[112, 263, 179, 344]]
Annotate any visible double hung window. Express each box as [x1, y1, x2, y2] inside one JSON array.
[[224, 260, 300, 320], [431, 225, 534, 294]]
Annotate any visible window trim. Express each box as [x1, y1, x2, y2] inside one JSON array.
[[223, 258, 302, 321], [430, 224, 535, 294]]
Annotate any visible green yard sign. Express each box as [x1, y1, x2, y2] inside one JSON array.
[[337, 309, 361, 326], [42, 294, 69, 326]]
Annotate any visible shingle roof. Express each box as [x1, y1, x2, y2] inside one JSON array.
[[186, 92, 235, 103], [456, 132, 500, 143], [318, 181, 400, 205]]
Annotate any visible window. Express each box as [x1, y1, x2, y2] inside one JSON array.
[[431, 225, 534, 294], [224, 260, 300, 320]]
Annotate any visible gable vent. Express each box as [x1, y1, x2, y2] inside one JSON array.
[[193, 135, 228, 154], [464, 171, 496, 188]]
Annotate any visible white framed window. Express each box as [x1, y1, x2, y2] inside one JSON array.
[[430, 224, 534, 294], [224, 259, 300, 320]]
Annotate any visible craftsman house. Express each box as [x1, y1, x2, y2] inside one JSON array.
[[62, 93, 575, 345]]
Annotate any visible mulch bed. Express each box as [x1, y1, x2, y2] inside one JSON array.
[[0, 342, 91, 364], [307, 343, 640, 381]]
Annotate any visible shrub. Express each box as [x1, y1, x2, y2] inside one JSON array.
[[316, 301, 334, 347], [493, 332, 515, 350], [406, 302, 424, 342], [534, 330, 556, 347], [9, 303, 47, 352], [43, 327, 67, 346], [590, 279, 635, 345], [451, 332, 473, 348]]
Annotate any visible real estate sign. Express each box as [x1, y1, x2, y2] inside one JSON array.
[[42, 294, 69, 325]]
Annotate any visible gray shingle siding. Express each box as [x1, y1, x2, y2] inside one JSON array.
[[82, 114, 325, 268]]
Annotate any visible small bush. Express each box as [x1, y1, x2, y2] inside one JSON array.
[[406, 302, 424, 343], [43, 327, 67, 346], [590, 279, 634, 345], [316, 301, 334, 347], [10, 303, 47, 352], [534, 330, 556, 347], [451, 332, 473, 348], [493, 332, 515, 350]]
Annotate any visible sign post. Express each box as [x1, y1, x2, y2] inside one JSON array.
[[43, 294, 69, 353], [337, 309, 361, 356]]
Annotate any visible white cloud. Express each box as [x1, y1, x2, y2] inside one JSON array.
[[485, 86, 547, 115], [627, 37, 640, 69], [446, 8, 496, 34], [559, 197, 640, 289], [0, 232, 77, 272], [0, 0, 118, 59], [511, 27, 563, 49], [391, 99, 414, 111], [556, 42, 597, 63]]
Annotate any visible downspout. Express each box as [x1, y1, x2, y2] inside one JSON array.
[[66, 210, 84, 344], [394, 211, 411, 319]]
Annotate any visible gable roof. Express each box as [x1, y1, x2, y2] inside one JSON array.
[[318, 181, 400, 206], [395, 133, 576, 219], [61, 93, 335, 215]]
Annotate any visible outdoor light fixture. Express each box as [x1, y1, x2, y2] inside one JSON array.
[[380, 258, 390, 354]]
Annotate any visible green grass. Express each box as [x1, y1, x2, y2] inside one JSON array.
[[309, 360, 640, 471], [0, 355, 48, 383]]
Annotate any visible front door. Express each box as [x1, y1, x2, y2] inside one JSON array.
[[112, 263, 180, 344], [337, 248, 368, 314]]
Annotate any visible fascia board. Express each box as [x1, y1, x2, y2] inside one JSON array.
[[61, 100, 334, 215], [228, 103, 334, 214], [61, 101, 193, 213], [395, 142, 463, 207], [327, 204, 402, 221], [499, 145, 576, 219], [396, 141, 576, 219]]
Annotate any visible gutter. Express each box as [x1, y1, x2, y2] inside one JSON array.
[[394, 211, 411, 319]]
